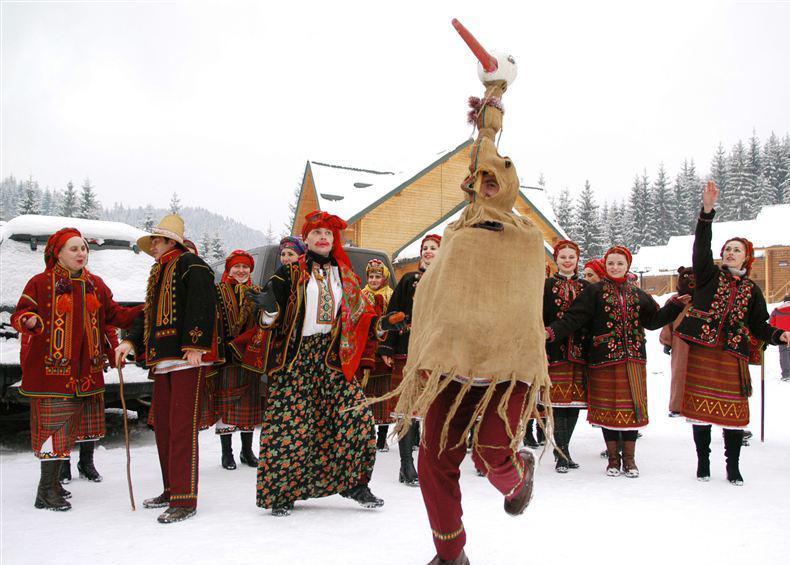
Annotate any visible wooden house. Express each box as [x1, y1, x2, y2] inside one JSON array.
[[291, 139, 568, 279]]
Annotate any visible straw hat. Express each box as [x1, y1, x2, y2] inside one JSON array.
[[137, 214, 186, 256]]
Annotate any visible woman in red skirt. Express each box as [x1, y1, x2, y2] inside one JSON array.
[[11, 228, 142, 510], [214, 250, 264, 469], [543, 240, 589, 473], [357, 259, 395, 451], [546, 246, 688, 477], [676, 181, 789, 485]]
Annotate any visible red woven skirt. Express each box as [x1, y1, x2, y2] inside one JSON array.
[[214, 365, 263, 434], [360, 369, 393, 425], [548, 362, 587, 407], [681, 343, 750, 428], [30, 394, 105, 459], [587, 362, 648, 429]]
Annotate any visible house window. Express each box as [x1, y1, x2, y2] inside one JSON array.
[[779, 261, 788, 267]]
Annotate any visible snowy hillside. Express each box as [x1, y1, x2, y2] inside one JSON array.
[[1, 326, 788, 565]]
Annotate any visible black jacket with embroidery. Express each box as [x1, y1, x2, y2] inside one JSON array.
[[127, 249, 222, 367], [377, 270, 422, 358], [216, 280, 261, 362], [675, 208, 783, 358], [547, 279, 683, 368], [543, 274, 590, 365]]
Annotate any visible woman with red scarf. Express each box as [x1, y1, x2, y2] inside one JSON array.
[[676, 182, 789, 485], [247, 211, 382, 517], [545, 245, 687, 477], [213, 250, 264, 470], [11, 228, 143, 510], [543, 240, 589, 473]]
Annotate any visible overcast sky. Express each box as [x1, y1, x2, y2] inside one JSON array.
[[2, 0, 789, 233]]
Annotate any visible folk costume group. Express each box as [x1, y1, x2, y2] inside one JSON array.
[[10, 36, 790, 565]]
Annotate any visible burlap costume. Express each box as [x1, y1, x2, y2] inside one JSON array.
[[389, 80, 551, 453]]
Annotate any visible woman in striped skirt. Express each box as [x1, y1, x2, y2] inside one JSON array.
[[543, 240, 589, 473], [546, 246, 688, 477], [676, 181, 789, 485]]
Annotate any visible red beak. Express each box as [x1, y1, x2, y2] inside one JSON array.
[[451, 18, 498, 73]]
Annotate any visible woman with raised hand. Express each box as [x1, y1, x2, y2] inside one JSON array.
[[675, 181, 789, 485]]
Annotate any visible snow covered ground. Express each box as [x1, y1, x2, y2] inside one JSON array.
[[2, 331, 789, 565]]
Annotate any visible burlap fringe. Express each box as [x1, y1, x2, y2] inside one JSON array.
[[357, 365, 555, 458]]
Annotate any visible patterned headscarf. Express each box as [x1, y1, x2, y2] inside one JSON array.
[[553, 239, 581, 273], [45, 228, 83, 269], [584, 259, 606, 280], [603, 246, 633, 283], [421, 234, 442, 249], [279, 236, 306, 256], [301, 211, 351, 269], [721, 237, 755, 276], [222, 249, 254, 284]]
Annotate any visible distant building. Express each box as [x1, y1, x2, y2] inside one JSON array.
[[291, 139, 568, 279], [631, 204, 790, 302]]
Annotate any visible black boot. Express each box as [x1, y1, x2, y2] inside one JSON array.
[[53, 461, 72, 499], [411, 420, 420, 451], [77, 442, 103, 482], [693, 425, 711, 481], [220, 434, 237, 470], [523, 419, 539, 448], [398, 432, 419, 487], [723, 428, 744, 486], [565, 408, 580, 469], [536, 417, 547, 446], [59, 458, 73, 484], [553, 410, 569, 474], [35, 461, 71, 511], [376, 425, 389, 452], [340, 484, 384, 508], [239, 432, 258, 467]]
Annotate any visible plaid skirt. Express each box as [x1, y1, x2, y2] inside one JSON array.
[[587, 362, 648, 429], [256, 333, 376, 509], [682, 343, 750, 428], [30, 393, 105, 460], [214, 365, 263, 434], [359, 369, 394, 425], [548, 362, 587, 407]]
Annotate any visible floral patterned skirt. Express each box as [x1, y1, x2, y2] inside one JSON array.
[[256, 333, 376, 509]]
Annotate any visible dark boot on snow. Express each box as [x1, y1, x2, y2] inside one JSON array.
[[35, 461, 71, 511], [239, 431, 258, 467], [77, 441, 102, 482], [220, 434, 236, 470]]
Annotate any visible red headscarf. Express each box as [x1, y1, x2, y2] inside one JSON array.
[[222, 249, 255, 284], [720, 237, 755, 276], [301, 211, 351, 268], [553, 239, 581, 273], [584, 258, 606, 280], [183, 239, 198, 255], [44, 227, 83, 269], [603, 246, 633, 284], [421, 234, 442, 249]]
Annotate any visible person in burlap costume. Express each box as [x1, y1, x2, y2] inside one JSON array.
[[379, 21, 552, 565]]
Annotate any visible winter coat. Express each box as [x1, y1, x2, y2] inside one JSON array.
[[377, 270, 422, 358], [543, 274, 589, 365], [770, 302, 790, 332]]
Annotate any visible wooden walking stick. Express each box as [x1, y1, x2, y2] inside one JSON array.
[[117, 365, 137, 510], [760, 348, 765, 443]]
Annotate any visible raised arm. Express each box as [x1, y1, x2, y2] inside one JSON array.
[[694, 181, 720, 287]]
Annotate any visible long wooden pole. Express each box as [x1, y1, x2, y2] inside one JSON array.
[[117, 366, 137, 510]]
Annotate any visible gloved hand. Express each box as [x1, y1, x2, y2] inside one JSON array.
[[379, 312, 408, 332], [246, 288, 278, 313]]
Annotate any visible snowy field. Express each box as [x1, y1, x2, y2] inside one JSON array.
[[2, 331, 789, 565]]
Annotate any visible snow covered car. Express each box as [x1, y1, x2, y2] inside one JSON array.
[[0, 215, 154, 422]]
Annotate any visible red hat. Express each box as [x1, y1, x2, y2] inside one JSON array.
[[301, 211, 351, 268], [604, 246, 633, 268], [222, 249, 255, 283], [720, 237, 755, 276], [421, 234, 442, 249], [45, 227, 83, 269], [584, 258, 606, 279]]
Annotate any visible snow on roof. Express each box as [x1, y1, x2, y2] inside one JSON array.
[[309, 142, 473, 223], [1, 237, 153, 307], [632, 204, 790, 276], [0, 214, 147, 245]]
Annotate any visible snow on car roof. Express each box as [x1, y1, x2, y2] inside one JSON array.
[[632, 203, 790, 276], [0, 214, 147, 245]]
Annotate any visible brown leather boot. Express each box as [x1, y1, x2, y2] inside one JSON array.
[[622, 441, 639, 478], [605, 441, 621, 476], [34, 461, 71, 511], [427, 549, 470, 564], [504, 450, 535, 516]]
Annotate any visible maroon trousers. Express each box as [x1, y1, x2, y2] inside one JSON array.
[[152, 367, 205, 508], [419, 380, 529, 560]]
